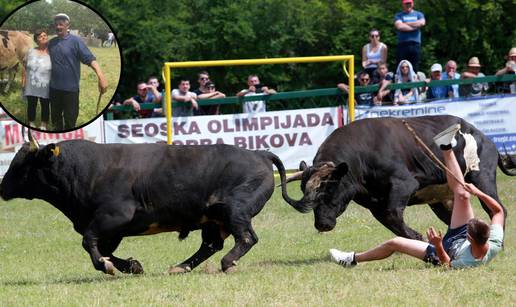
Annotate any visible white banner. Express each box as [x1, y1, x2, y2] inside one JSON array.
[[354, 95, 516, 154], [0, 117, 104, 176], [104, 107, 341, 169]]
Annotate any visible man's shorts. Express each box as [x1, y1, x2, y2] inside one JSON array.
[[424, 224, 468, 265]]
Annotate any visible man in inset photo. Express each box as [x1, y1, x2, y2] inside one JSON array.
[[49, 13, 108, 130]]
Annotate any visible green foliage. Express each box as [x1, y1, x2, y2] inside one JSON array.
[[1, 0, 514, 107]]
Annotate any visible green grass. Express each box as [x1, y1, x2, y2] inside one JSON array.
[[0, 45, 120, 129], [0, 173, 514, 306]]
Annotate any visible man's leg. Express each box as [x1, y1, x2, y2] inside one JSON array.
[[355, 237, 429, 262], [50, 88, 64, 131], [63, 91, 80, 130], [330, 237, 429, 266], [434, 124, 474, 228]]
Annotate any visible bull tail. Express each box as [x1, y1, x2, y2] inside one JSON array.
[[264, 152, 306, 211], [498, 144, 516, 176]]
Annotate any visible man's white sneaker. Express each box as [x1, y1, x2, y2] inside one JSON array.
[[329, 248, 356, 267], [433, 123, 461, 150]]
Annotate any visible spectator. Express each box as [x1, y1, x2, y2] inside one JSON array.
[[371, 61, 394, 105], [393, 60, 418, 105], [425, 63, 451, 100], [495, 60, 516, 94], [362, 29, 388, 78], [105, 92, 124, 120], [171, 79, 198, 117], [338, 71, 374, 106], [236, 74, 276, 113], [394, 0, 425, 72], [442, 60, 461, 98], [123, 81, 158, 118], [147, 76, 164, 116], [460, 57, 489, 97], [21, 29, 51, 130], [193, 71, 225, 115], [48, 13, 107, 130], [495, 47, 516, 94], [415, 70, 427, 101]]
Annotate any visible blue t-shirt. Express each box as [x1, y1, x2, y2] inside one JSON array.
[[48, 34, 96, 92], [427, 83, 451, 100], [394, 10, 425, 44]]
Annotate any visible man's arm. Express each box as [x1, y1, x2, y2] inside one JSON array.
[[404, 18, 425, 28], [123, 97, 140, 111], [89, 60, 108, 94], [148, 85, 161, 102], [427, 227, 451, 267], [464, 183, 505, 225], [394, 20, 417, 32]]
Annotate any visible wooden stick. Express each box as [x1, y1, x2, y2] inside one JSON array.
[[96, 92, 104, 114], [402, 120, 465, 187]]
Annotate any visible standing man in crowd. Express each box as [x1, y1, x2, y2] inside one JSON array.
[[394, 0, 425, 72], [237, 74, 276, 113], [172, 79, 198, 117], [48, 13, 108, 130]]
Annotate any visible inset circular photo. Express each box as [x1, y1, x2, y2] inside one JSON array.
[[0, 0, 121, 132]]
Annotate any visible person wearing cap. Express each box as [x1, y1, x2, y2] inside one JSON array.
[[442, 60, 461, 98], [394, 0, 425, 73], [495, 47, 516, 94], [460, 57, 488, 97], [193, 71, 225, 115], [48, 13, 108, 130], [425, 63, 452, 100]]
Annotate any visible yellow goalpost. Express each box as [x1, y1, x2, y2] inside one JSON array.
[[162, 55, 355, 144]]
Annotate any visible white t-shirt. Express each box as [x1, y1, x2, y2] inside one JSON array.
[[240, 90, 266, 113]]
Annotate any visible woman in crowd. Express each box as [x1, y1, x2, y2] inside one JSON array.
[[22, 29, 51, 130], [394, 59, 418, 105], [361, 29, 388, 78]]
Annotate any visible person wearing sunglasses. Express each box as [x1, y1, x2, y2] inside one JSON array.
[[193, 71, 226, 115], [362, 29, 388, 79], [337, 71, 374, 106], [393, 60, 418, 105]]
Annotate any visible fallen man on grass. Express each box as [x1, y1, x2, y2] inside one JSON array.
[[330, 123, 505, 269]]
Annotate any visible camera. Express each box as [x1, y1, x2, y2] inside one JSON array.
[[254, 84, 264, 93]]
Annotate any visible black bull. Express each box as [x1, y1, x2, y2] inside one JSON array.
[[282, 115, 516, 240], [0, 139, 293, 275]]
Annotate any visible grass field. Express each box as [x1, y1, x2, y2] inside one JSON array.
[[0, 173, 514, 306], [0, 44, 120, 129]]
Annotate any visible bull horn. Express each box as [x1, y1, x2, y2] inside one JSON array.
[[286, 170, 303, 183], [498, 143, 516, 176], [27, 128, 40, 151]]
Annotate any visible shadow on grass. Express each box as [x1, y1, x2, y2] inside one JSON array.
[[253, 255, 329, 267], [1, 271, 171, 286]]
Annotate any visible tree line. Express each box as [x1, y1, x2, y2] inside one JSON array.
[[1, 0, 514, 101]]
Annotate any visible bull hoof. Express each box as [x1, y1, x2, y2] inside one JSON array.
[[223, 266, 238, 274], [168, 265, 191, 274], [99, 257, 115, 275], [128, 258, 144, 274], [222, 260, 238, 273]]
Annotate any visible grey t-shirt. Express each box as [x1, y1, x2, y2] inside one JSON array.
[[24, 48, 51, 99]]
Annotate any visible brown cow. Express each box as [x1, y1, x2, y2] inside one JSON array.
[[0, 30, 32, 93]]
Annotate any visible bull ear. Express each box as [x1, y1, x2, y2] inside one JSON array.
[[36, 144, 60, 161], [299, 161, 308, 171], [330, 162, 348, 181]]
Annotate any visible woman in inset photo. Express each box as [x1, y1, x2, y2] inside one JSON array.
[[22, 29, 51, 130]]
